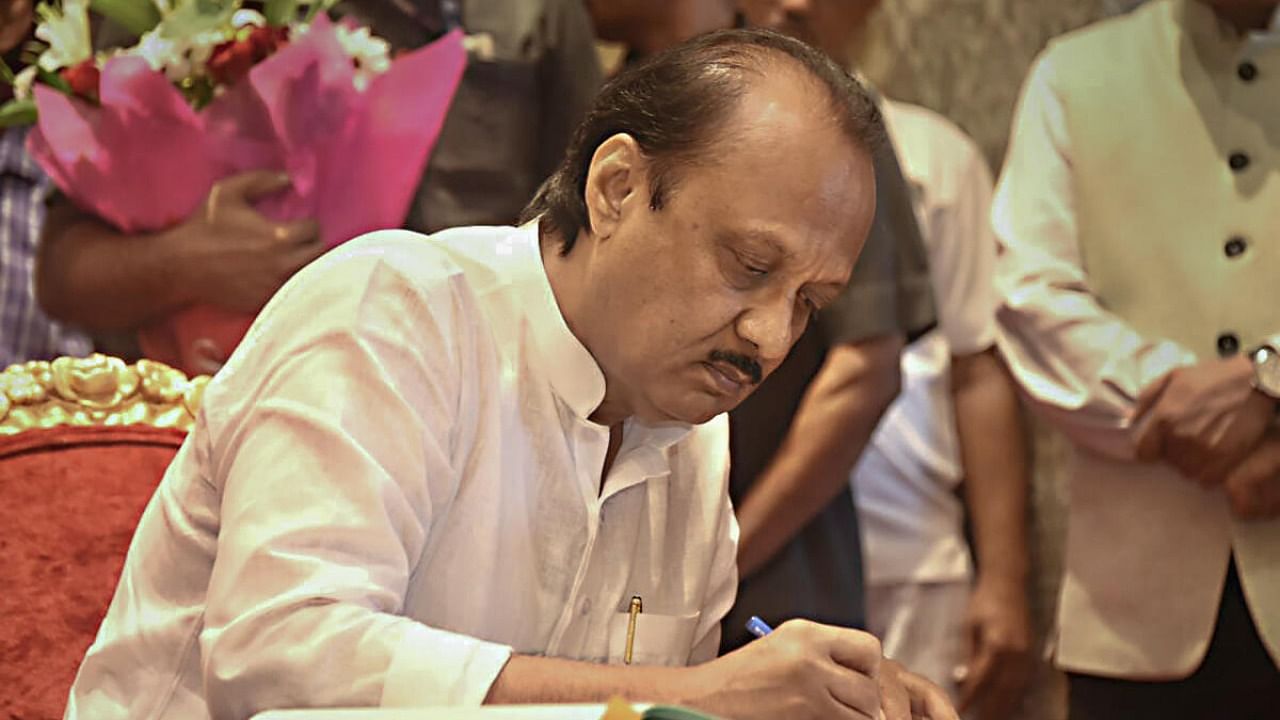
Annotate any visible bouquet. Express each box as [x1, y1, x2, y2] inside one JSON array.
[[1, 0, 467, 375]]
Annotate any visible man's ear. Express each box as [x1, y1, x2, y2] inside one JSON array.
[[583, 133, 649, 241]]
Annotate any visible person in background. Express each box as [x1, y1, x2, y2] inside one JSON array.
[[0, 0, 90, 368], [339, 0, 603, 232], [742, 2, 1035, 717], [65, 29, 957, 720], [850, 81, 1033, 720], [995, 1, 1280, 718], [586, 0, 737, 68], [34, 0, 602, 370]]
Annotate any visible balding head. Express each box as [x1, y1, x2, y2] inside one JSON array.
[[523, 27, 884, 253]]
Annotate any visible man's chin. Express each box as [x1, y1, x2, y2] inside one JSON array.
[[645, 391, 742, 426]]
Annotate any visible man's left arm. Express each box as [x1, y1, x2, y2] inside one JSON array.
[[952, 349, 1032, 718], [734, 333, 903, 579]]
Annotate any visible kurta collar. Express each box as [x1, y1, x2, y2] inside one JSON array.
[[505, 220, 698, 456], [506, 219, 608, 423]]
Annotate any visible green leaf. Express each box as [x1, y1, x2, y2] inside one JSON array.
[[0, 99, 38, 127], [0, 56, 14, 85], [303, 0, 341, 24], [36, 66, 72, 95], [90, 0, 162, 37], [263, 0, 298, 25]]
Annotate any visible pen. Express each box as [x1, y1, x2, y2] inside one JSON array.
[[624, 595, 643, 664], [746, 615, 774, 638]]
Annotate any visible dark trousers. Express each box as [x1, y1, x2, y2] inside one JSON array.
[[1069, 560, 1280, 720]]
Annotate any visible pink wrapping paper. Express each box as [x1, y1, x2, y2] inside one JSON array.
[[28, 17, 467, 375]]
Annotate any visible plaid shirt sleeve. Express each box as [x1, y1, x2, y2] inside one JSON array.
[[0, 127, 92, 368]]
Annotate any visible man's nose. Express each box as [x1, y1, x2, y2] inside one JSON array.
[[736, 295, 797, 366]]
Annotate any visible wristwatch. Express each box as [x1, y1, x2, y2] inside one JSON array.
[[1251, 344, 1280, 400]]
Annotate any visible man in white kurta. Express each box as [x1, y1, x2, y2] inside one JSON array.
[[65, 225, 737, 718], [63, 28, 961, 720]]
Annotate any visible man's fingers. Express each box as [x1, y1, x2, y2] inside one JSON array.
[[957, 644, 996, 712], [826, 666, 882, 720], [902, 668, 960, 720], [876, 660, 912, 720], [274, 218, 322, 245], [1133, 371, 1174, 420], [1132, 372, 1175, 461], [826, 629, 882, 675], [976, 659, 1031, 720], [221, 169, 293, 202], [279, 239, 328, 277], [1132, 412, 1166, 462]]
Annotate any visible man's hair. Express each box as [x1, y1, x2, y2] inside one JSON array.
[[519, 28, 885, 255]]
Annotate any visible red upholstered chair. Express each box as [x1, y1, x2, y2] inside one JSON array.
[[0, 355, 207, 720]]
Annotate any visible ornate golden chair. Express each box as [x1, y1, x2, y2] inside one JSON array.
[[0, 354, 208, 719]]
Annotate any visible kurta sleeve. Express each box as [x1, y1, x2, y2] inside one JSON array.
[[993, 53, 1198, 461], [196, 232, 512, 718]]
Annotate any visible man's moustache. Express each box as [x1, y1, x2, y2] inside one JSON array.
[[708, 349, 763, 385]]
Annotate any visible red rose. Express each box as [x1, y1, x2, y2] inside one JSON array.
[[208, 26, 290, 87], [60, 60, 100, 101], [247, 25, 289, 59], [207, 38, 257, 86]]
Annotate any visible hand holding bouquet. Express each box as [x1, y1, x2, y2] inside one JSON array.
[[2, 0, 467, 375]]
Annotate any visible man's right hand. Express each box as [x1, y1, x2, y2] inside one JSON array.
[[1224, 430, 1280, 520], [681, 620, 885, 720], [1131, 356, 1274, 484], [175, 170, 324, 313]]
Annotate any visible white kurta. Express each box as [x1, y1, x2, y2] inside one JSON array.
[[65, 223, 738, 720], [852, 100, 998, 587]]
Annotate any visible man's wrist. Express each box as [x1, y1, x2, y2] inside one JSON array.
[[974, 566, 1030, 597]]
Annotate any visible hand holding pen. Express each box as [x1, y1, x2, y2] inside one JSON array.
[[676, 617, 885, 719], [733, 616, 959, 720]]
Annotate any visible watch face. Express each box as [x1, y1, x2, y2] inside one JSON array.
[[1257, 346, 1280, 398]]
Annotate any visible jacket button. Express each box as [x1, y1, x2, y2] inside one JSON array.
[[1238, 61, 1258, 82], [1218, 332, 1241, 357], [1229, 152, 1250, 171], [1224, 236, 1247, 258]]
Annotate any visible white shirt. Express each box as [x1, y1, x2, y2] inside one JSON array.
[[851, 101, 998, 586], [65, 224, 738, 720]]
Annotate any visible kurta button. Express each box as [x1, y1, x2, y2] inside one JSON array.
[[580, 598, 592, 615], [1217, 332, 1241, 357], [1238, 61, 1258, 82], [1225, 236, 1247, 258], [1229, 152, 1250, 171]]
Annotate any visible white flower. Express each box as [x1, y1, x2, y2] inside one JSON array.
[[132, 31, 171, 71], [231, 9, 266, 28], [34, 0, 93, 72], [335, 24, 391, 91], [12, 65, 38, 101], [128, 24, 228, 82]]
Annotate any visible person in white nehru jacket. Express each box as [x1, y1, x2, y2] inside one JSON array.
[[994, 1, 1280, 718]]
